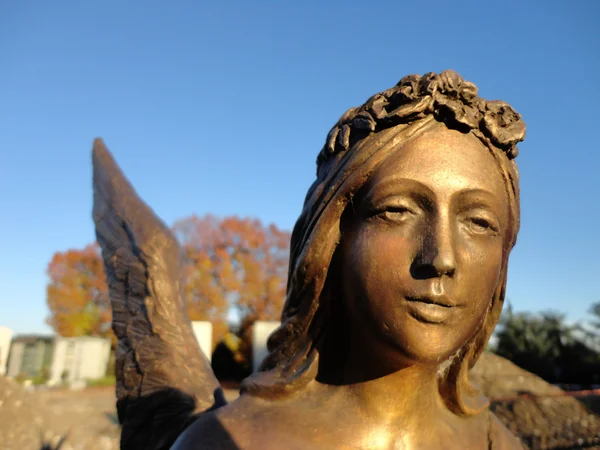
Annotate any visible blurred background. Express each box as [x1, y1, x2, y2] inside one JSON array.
[[1, 1, 599, 449]]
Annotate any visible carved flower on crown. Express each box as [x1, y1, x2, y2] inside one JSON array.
[[317, 70, 525, 166], [394, 74, 421, 102], [482, 101, 526, 158], [435, 95, 481, 130], [419, 72, 441, 97], [418, 71, 479, 103]]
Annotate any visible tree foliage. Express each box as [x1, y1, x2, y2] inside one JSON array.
[[494, 306, 600, 385], [590, 301, 600, 332], [46, 244, 112, 341], [173, 215, 289, 321], [46, 215, 290, 356], [173, 215, 290, 363]]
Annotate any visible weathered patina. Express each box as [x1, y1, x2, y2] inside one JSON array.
[[93, 70, 526, 449]]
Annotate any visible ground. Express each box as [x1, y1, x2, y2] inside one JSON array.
[[1, 353, 599, 450], [472, 352, 600, 449], [0, 377, 119, 450]]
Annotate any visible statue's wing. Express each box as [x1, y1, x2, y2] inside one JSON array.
[[92, 139, 226, 450]]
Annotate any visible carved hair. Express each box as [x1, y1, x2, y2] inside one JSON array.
[[242, 71, 526, 415]]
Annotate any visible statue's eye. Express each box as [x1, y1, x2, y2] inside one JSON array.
[[468, 217, 498, 234], [373, 205, 414, 222]]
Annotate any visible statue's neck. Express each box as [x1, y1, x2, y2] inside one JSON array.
[[342, 364, 443, 423], [314, 325, 448, 423]]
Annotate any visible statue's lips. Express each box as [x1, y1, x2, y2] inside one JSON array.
[[405, 296, 461, 324]]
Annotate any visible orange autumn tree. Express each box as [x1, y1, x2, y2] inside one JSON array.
[[173, 215, 290, 364], [46, 215, 291, 358], [46, 244, 112, 341]]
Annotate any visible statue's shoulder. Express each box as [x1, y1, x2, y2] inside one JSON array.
[[170, 408, 239, 450], [171, 396, 257, 450], [171, 394, 312, 450], [488, 412, 525, 450]]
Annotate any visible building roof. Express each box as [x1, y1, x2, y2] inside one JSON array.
[[11, 335, 55, 343]]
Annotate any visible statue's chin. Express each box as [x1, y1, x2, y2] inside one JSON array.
[[371, 326, 469, 373], [363, 302, 488, 373]]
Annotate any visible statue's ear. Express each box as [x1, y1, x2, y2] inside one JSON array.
[[92, 139, 226, 450]]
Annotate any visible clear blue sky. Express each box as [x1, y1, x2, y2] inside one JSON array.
[[1, 1, 599, 335]]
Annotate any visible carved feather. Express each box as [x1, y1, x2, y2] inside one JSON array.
[[92, 139, 226, 450]]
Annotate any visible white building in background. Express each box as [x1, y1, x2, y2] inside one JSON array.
[[191, 321, 213, 361], [6, 335, 54, 379], [48, 336, 111, 385], [252, 321, 280, 372], [0, 326, 13, 375]]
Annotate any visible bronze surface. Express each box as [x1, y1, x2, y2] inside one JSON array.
[[93, 70, 526, 449]]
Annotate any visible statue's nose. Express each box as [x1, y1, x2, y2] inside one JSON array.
[[411, 220, 456, 279]]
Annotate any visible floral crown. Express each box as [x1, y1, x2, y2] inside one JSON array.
[[316, 70, 526, 170]]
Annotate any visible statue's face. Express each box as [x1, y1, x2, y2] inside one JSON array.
[[339, 126, 509, 368]]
